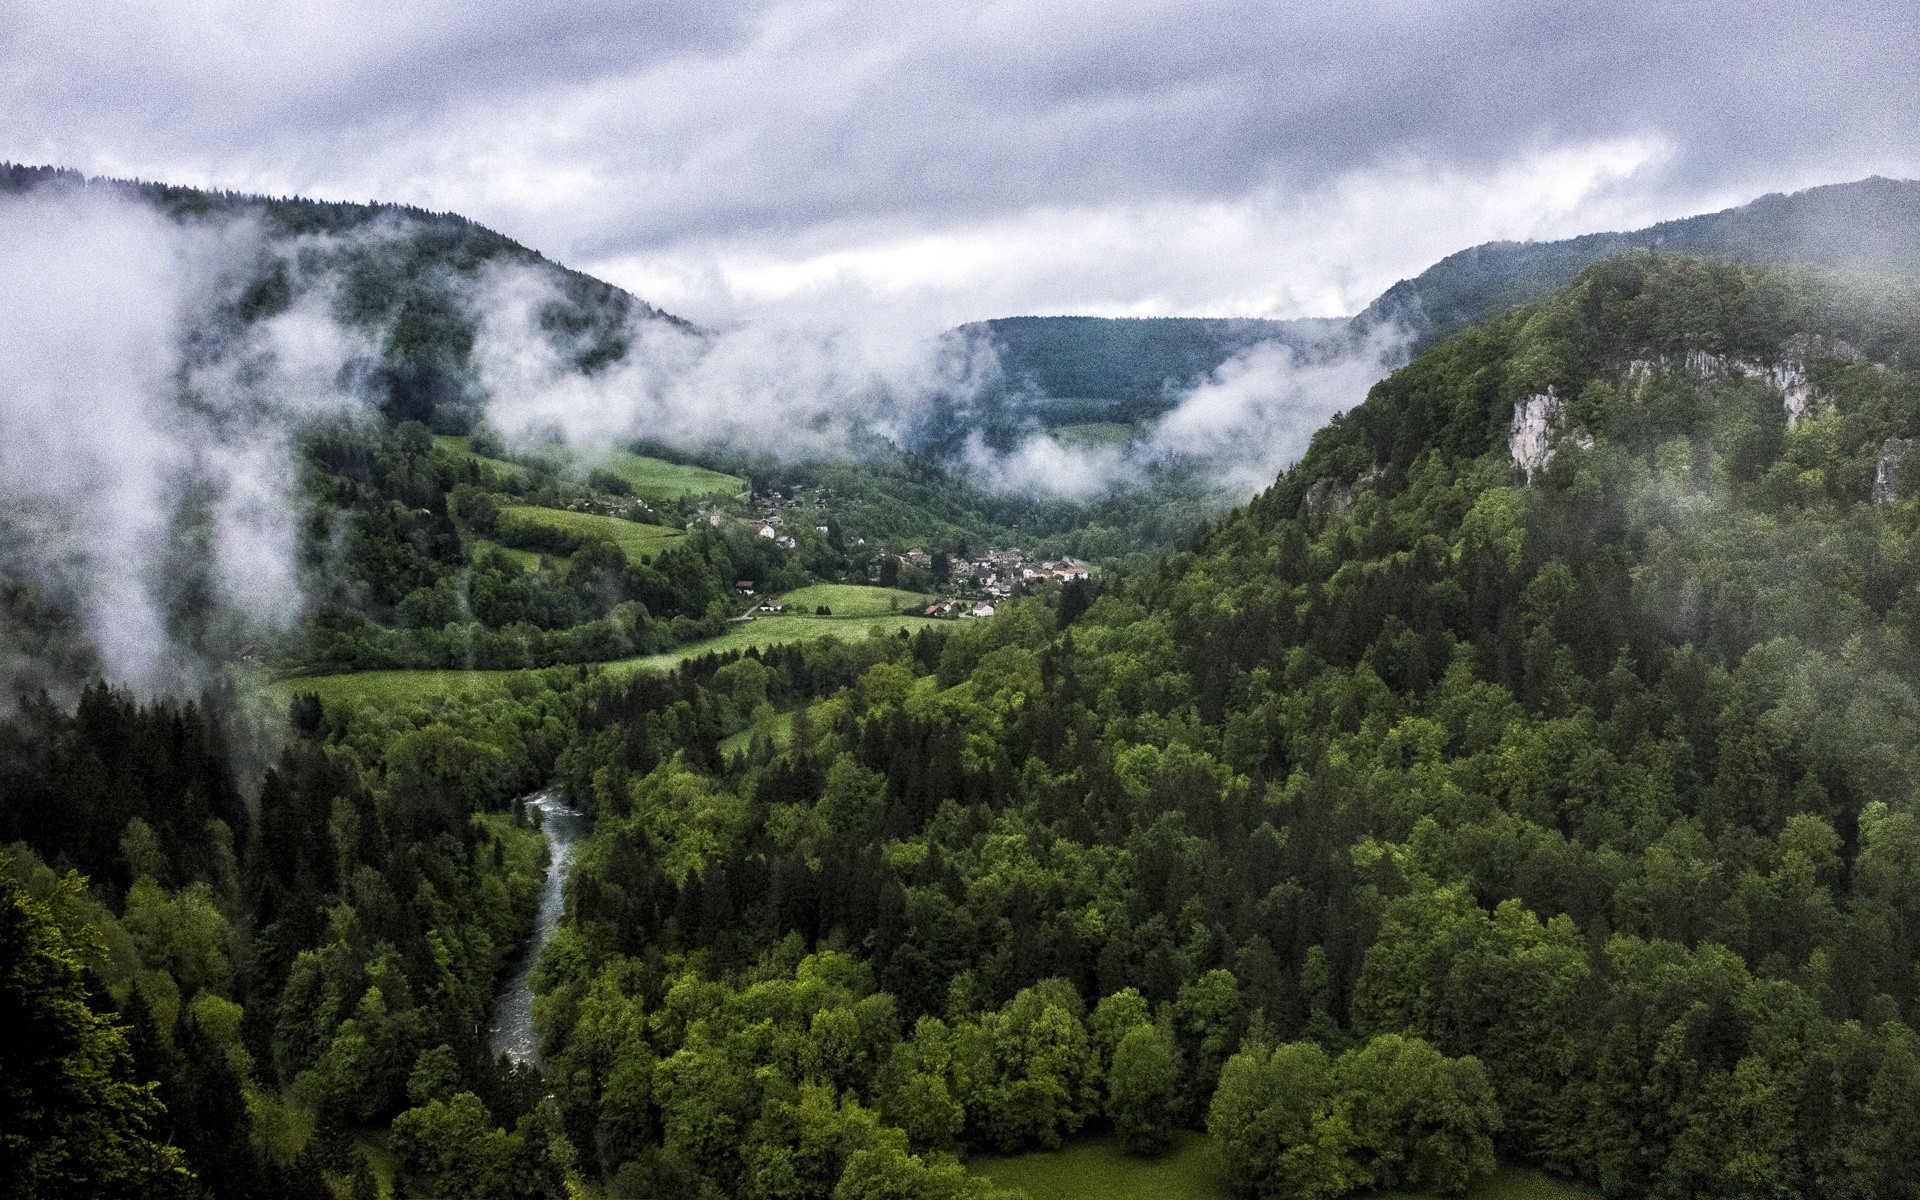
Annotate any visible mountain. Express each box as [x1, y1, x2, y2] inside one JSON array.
[[970, 177, 1920, 426], [528, 252, 1920, 1198], [0, 161, 689, 427], [1360, 175, 1920, 347], [14, 186, 1920, 1196], [958, 314, 1347, 428]]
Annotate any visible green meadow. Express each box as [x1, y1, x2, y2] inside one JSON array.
[[274, 591, 943, 709], [1050, 421, 1138, 449], [969, 1136, 1599, 1200], [472, 538, 543, 571], [720, 709, 797, 757], [775, 583, 934, 617], [271, 666, 531, 709], [433, 435, 528, 481], [497, 505, 685, 562], [593, 452, 748, 501], [604, 613, 941, 677]]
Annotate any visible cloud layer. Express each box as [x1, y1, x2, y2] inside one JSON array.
[[0, 190, 373, 693], [4, 1, 1915, 328]]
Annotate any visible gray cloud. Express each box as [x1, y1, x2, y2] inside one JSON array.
[[0, 189, 376, 694], [4, 1, 1915, 328]]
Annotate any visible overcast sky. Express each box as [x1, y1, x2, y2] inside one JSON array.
[[4, 0, 1916, 330]]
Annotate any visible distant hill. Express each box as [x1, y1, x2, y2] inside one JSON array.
[[1359, 176, 1920, 347], [0, 161, 691, 428], [971, 178, 1920, 422], [963, 314, 1345, 410]]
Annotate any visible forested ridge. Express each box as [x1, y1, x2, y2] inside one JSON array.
[[12, 252, 1920, 1198]]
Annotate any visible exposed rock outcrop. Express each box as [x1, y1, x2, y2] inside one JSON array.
[[1628, 335, 1866, 428], [1510, 388, 1592, 479], [1305, 465, 1380, 518], [1875, 437, 1915, 504]]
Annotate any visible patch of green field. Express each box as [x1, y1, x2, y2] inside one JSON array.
[[273, 615, 940, 711], [606, 614, 942, 677], [434, 435, 528, 481], [270, 668, 532, 709], [720, 709, 797, 757], [595, 452, 747, 501], [971, 1133, 1225, 1200], [1370, 1167, 1599, 1200], [473, 539, 543, 572], [1051, 422, 1138, 449], [969, 1135, 1598, 1200], [776, 583, 935, 618], [498, 506, 685, 562]]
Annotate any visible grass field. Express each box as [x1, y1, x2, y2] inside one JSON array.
[[473, 538, 543, 572], [776, 583, 934, 617], [1051, 421, 1139, 449], [971, 1134, 1225, 1200], [969, 1135, 1599, 1200], [720, 709, 797, 757], [271, 667, 531, 708], [274, 613, 941, 710], [594, 452, 747, 501], [498, 506, 685, 562], [434, 435, 528, 480], [605, 613, 941, 676]]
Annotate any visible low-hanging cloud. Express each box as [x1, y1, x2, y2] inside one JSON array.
[[471, 255, 1399, 502], [0, 188, 374, 695], [472, 261, 1001, 460], [963, 326, 1403, 500]]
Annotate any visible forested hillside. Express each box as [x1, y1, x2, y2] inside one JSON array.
[[508, 254, 1920, 1198], [13, 249, 1920, 1199]]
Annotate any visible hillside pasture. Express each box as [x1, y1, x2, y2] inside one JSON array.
[[776, 583, 935, 617], [434, 435, 528, 482], [605, 613, 941, 676], [273, 613, 940, 710], [968, 1134, 1600, 1200], [497, 506, 684, 562], [594, 452, 747, 501], [271, 667, 530, 709], [472, 539, 543, 572]]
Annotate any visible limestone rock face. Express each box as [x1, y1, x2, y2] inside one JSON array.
[[1510, 389, 1591, 479], [1629, 335, 1865, 428], [1305, 465, 1379, 518], [1875, 437, 1915, 504]]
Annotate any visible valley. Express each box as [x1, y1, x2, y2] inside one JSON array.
[[7, 161, 1920, 1200]]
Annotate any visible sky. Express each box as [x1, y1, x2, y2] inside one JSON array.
[[4, 0, 1918, 331]]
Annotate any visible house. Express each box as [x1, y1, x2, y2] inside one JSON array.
[[776, 535, 797, 549], [754, 523, 777, 539], [969, 602, 996, 618], [736, 580, 756, 595]]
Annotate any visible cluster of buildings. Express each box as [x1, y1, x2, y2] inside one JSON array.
[[949, 549, 1091, 599]]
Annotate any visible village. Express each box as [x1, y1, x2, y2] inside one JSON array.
[[717, 485, 1092, 619]]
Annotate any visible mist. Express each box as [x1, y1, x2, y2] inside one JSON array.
[[0, 188, 373, 695], [472, 262, 1002, 461], [472, 259, 1398, 503], [0, 184, 1395, 699]]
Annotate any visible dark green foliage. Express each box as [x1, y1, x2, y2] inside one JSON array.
[[0, 867, 195, 1199], [515, 256, 1920, 1198]]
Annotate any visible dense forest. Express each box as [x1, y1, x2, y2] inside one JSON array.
[[12, 252, 1920, 1199]]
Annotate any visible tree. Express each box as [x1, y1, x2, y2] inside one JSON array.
[[0, 868, 195, 1200], [1108, 1022, 1179, 1154]]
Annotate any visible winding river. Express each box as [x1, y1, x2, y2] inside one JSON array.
[[488, 789, 590, 1068]]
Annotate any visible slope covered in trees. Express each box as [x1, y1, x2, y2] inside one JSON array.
[[510, 254, 1920, 1198], [12, 250, 1920, 1199]]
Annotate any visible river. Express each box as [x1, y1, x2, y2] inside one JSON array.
[[487, 789, 590, 1068]]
